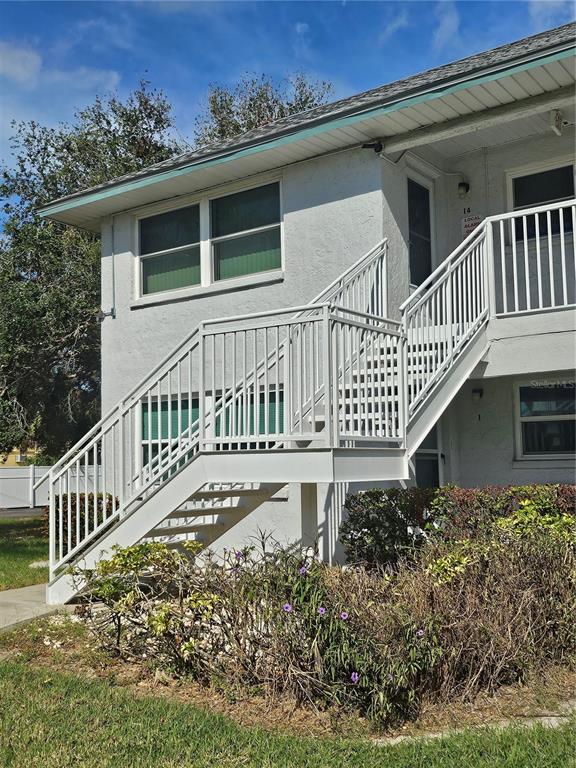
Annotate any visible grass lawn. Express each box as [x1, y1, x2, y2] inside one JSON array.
[[0, 660, 574, 768], [0, 516, 48, 590]]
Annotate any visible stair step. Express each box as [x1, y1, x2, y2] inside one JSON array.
[[190, 487, 272, 500], [166, 504, 242, 519], [151, 521, 230, 537]]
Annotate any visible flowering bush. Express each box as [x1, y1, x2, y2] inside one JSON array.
[[76, 495, 576, 728]]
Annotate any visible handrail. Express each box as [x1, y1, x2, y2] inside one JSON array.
[[40, 239, 390, 493], [400, 198, 576, 313], [399, 225, 485, 312], [310, 237, 388, 304]]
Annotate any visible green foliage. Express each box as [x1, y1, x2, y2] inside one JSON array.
[[0, 81, 183, 456], [194, 72, 333, 146], [494, 499, 576, 543], [76, 492, 576, 728], [339, 487, 435, 566], [425, 540, 476, 585], [341, 484, 576, 566]]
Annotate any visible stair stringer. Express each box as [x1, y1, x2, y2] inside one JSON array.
[[406, 325, 490, 459], [47, 446, 408, 604]]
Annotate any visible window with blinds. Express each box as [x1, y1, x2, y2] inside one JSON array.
[[137, 182, 282, 298], [211, 183, 281, 282], [139, 205, 200, 295]]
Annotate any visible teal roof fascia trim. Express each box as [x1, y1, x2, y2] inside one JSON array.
[[41, 46, 575, 219]]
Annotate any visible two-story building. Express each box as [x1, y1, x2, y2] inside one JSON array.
[[38, 22, 575, 603]]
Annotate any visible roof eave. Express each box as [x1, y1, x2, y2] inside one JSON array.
[[38, 40, 576, 229]]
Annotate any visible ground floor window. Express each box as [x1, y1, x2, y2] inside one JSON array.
[[141, 397, 199, 465], [415, 425, 443, 487], [515, 380, 575, 459]]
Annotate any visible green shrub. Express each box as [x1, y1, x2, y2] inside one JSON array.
[[76, 502, 576, 728], [339, 487, 435, 567], [341, 484, 576, 566]]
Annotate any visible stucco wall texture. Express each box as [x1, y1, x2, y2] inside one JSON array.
[[98, 126, 575, 557]]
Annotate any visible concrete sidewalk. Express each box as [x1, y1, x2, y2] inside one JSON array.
[[0, 584, 67, 632]]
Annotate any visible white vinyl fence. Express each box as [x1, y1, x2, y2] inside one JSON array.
[[0, 466, 54, 509]]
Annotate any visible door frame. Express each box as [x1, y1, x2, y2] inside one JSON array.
[[406, 168, 438, 287]]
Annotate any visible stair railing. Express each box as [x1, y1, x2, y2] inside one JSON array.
[[39, 238, 391, 578], [400, 224, 489, 418]]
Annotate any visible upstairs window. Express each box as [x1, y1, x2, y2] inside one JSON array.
[[137, 181, 282, 299], [211, 183, 281, 282], [140, 205, 200, 295], [516, 381, 575, 458], [511, 163, 574, 239]]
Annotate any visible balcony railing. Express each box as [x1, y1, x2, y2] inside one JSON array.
[[37, 200, 575, 579]]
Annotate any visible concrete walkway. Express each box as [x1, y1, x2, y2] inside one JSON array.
[[0, 584, 66, 632]]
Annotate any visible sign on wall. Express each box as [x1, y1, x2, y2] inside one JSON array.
[[461, 212, 482, 239]]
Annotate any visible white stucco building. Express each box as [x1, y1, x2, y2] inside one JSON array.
[[39, 23, 576, 602]]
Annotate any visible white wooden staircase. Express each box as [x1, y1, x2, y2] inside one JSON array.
[[37, 199, 575, 603]]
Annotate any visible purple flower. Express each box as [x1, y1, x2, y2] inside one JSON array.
[[416, 629, 425, 638], [298, 566, 307, 576], [318, 606, 326, 616], [283, 603, 293, 613], [340, 611, 349, 621], [235, 551, 243, 561], [350, 672, 359, 684]]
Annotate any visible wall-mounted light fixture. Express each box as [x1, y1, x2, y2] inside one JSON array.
[[471, 387, 483, 402], [458, 181, 471, 198], [96, 308, 116, 323]]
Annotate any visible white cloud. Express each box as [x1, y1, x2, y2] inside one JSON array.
[[528, 0, 575, 29], [53, 16, 135, 55], [432, 1, 461, 53], [379, 9, 410, 45], [0, 38, 121, 165], [0, 41, 42, 87], [44, 66, 120, 93], [293, 21, 312, 59]]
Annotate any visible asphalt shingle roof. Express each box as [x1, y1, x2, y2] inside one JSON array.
[[42, 22, 576, 211]]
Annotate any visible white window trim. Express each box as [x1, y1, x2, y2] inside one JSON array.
[[133, 175, 284, 302], [513, 377, 575, 462], [406, 169, 437, 276], [505, 156, 575, 213]]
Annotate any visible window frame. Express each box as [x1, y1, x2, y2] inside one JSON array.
[[506, 157, 575, 214], [134, 176, 284, 302], [513, 377, 576, 461], [138, 202, 202, 297]]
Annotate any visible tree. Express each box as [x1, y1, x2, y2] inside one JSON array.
[[0, 82, 183, 458], [0, 72, 333, 459], [194, 72, 333, 146]]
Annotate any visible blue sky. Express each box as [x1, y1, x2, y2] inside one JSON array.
[[0, 0, 574, 164]]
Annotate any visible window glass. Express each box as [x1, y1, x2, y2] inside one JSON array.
[[214, 228, 281, 282], [142, 247, 200, 295], [513, 166, 574, 209], [140, 205, 200, 255], [519, 385, 575, 417], [211, 183, 280, 238], [407, 179, 432, 286], [415, 455, 440, 488], [522, 421, 575, 455]]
